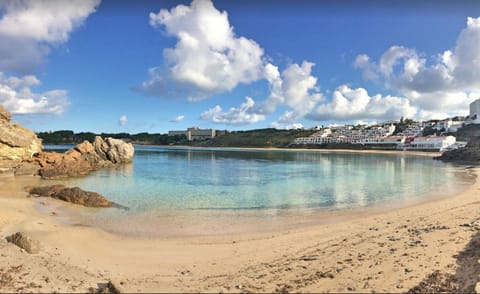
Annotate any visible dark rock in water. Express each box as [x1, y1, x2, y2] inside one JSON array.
[[28, 185, 115, 208], [5, 232, 41, 254]]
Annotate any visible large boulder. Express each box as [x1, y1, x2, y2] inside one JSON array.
[[28, 185, 114, 207], [93, 136, 134, 164], [0, 105, 42, 169]]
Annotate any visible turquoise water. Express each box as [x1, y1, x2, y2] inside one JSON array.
[[46, 146, 472, 236]]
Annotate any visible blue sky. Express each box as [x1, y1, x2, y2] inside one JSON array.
[[1, 0, 479, 134]]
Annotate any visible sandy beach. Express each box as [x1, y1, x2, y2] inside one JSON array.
[[1, 167, 480, 293], [161, 145, 443, 158]]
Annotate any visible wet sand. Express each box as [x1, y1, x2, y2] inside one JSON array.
[[1, 168, 480, 292]]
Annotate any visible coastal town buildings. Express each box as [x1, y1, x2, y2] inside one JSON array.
[[293, 121, 459, 151], [434, 118, 465, 133], [396, 122, 426, 137]]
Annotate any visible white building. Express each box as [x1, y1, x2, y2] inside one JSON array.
[[311, 128, 332, 138], [469, 98, 480, 124], [399, 136, 456, 151], [168, 127, 225, 141], [435, 119, 464, 132]]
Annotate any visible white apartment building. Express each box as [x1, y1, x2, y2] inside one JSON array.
[[469, 98, 480, 124], [168, 127, 225, 141]]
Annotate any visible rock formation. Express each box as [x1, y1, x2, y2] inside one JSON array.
[[0, 105, 42, 170], [19, 136, 134, 179], [0, 103, 134, 178], [5, 232, 41, 254], [94, 136, 134, 164], [436, 136, 480, 163], [27, 185, 115, 208]]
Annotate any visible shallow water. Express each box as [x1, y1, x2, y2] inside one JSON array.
[[43, 146, 473, 237]]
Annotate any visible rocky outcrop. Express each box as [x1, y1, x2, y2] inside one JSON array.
[[0, 105, 42, 170], [19, 136, 134, 179], [0, 103, 134, 178], [5, 232, 41, 254], [436, 137, 480, 163], [28, 185, 114, 208], [94, 136, 134, 164]]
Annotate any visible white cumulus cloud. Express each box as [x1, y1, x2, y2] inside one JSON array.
[[0, 0, 101, 73], [270, 111, 304, 129], [248, 61, 322, 129], [0, 73, 69, 114], [280, 61, 323, 116], [170, 115, 185, 122], [201, 97, 265, 125], [201, 61, 323, 127], [0, 0, 100, 115], [354, 16, 480, 118], [142, 0, 264, 100], [119, 115, 128, 126], [308, 85, 416, 122]]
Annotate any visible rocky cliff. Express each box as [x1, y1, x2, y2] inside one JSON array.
[[0, 105, 42, 170]]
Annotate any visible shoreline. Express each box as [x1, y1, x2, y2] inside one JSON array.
[[139, 144, 443, 158], [46, 142, 443, 158], [1, 168, 480, 292]]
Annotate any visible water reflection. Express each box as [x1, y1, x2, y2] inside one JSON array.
[[52, 146, 470, 216]]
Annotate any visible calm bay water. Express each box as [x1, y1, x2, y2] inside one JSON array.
[[45, 145, 472, 237]]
